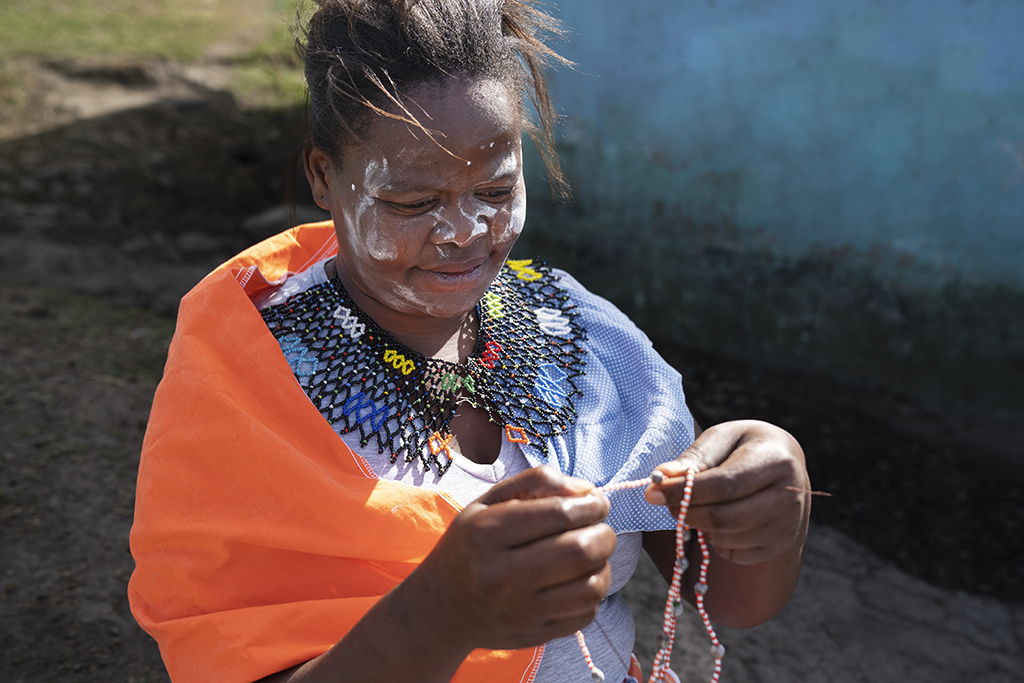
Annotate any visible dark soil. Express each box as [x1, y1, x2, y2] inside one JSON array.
[[657, 344, 1024, 604], [0, 284, 175, 682], [1, 57, 1021, 683]]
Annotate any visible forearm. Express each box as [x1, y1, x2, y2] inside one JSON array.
[[644, 497, 809, 630], [258, 566, 473, 683], [645, 419, 812, 629], [696, 525, 806, 628]]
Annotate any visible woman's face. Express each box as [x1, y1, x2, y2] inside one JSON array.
[[306, 77, 526, 330]]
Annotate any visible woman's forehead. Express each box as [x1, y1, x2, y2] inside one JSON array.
[[348, 77, 523, 184], [360, 136, 521, 193], [366, 78, 520, 149]]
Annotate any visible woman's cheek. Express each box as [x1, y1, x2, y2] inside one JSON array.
[[498, 193, 526, 243], [347, 200, 401, 262], [363, 225, 401, 262]]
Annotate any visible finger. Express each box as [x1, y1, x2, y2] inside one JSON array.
[[660, 421, 752, 477], [475, 493, 611, 549], [534, 612, 602, 642], [644, 422, 749, 506], [506, 522, 616, 590], [708, 532, 778, 565], [479, 465, 595, 506], [648, 423, 803, 509], [688, 430, 803, 507], [492, 607, 605, 650], [684, 483, 797, 533], [696, 512, 775, 549], [471, 542, 612, 647], [534, 561, 611, 619]]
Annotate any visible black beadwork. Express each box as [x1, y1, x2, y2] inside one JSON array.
[[260, 260, 587, 475]]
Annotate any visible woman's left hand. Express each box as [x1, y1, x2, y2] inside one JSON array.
[[645, 419, 810, 566]]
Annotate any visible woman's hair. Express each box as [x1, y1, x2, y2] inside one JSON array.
[[298, 0, 572, 199]]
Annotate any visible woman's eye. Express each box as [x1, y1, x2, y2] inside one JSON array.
[[387, 198, 435, 213], [478, 188, 513, 202]]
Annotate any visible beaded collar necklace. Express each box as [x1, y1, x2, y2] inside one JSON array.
[[260, 259, 587, 474]]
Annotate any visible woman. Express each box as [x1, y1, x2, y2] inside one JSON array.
[[129, 2, 810, 682]]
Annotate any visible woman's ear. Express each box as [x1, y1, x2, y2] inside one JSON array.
[[304, 147, 333, 211]]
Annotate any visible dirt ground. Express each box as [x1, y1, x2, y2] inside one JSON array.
[[1, 57, 1022, 682]]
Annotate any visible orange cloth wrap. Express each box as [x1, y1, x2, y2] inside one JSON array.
[[129, 223, 543, 683]]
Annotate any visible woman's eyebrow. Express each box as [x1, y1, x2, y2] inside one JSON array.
[[374, 170, 445, 193], [378, 178, 428, 193], [488, 152, 520, 181], [373, 152, 521, 193]]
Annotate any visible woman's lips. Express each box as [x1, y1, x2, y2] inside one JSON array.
[[421, 258, 489, 287], [429, 257, 486, 274]]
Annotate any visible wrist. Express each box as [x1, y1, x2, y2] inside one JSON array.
[[397, 557, 479, 662]]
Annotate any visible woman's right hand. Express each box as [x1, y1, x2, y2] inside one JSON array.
[[257, 466, 614, 683], [412, 465, 617, 652]]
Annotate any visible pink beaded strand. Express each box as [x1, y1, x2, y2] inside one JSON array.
[[576, 630, 605, 683], [574, 469, 725, 683], [693, 530, 725, 682]]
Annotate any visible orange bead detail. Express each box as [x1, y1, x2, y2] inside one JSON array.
[[428, 431, 454, 460], [504, 425, 529, 444]]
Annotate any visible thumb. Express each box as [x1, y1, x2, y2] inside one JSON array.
[[646, 422, 752, 506], [477, 465, 595, 506], [656, 422, 748, 479]]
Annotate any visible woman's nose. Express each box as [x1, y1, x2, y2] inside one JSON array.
[[431, 199, 491, 247]]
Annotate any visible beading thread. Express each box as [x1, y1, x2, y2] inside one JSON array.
[[577, 469, 724, 683]]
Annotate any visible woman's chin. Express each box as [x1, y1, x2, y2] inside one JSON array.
[[384, 277, 493, 322]]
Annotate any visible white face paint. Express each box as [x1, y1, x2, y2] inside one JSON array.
[[427, 205, 458, 243], [346, 157, 401, 262], [421, 147, 521, 249], [499, 192, 527, 243], [321, 77, 527, 332], [489, 150, 519, 181]]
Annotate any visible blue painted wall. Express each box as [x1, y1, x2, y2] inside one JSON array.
[[514, 0, 1024, 418]]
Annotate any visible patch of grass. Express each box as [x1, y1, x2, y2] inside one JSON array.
[[0, 0, 300, 63], [229, 62, 307, 109], [0, 62, 25, 109], [0, 282, 176, 384]]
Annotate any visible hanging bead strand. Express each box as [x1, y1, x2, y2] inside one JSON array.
[[575, 468, 724, 683], [693, 528, 724, 682], [576, 630, 605, 683]]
